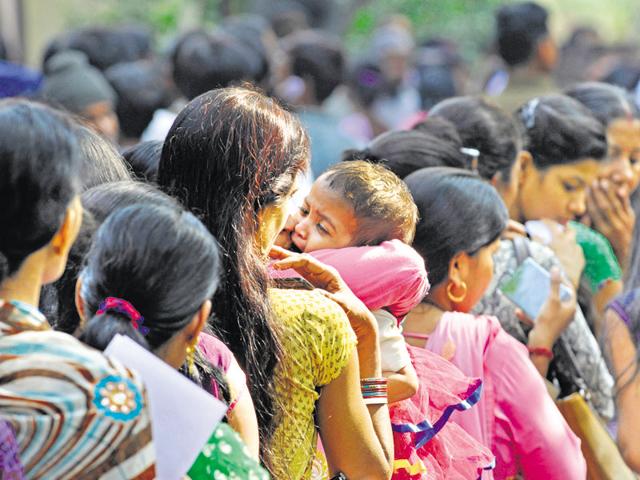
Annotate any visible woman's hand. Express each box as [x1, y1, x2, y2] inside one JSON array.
[[539, 220, 585, 288], [520, 268, 576, 376], [586, 178, 635, 266], [270, 246, 379, 341], [518, 268, 576, 352]]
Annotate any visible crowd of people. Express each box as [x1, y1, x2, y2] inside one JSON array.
[[1, 0, 640, 478]]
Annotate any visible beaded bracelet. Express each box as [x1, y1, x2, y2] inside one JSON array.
[[528, 346, 554, 360], [361, 377, 388, 405]]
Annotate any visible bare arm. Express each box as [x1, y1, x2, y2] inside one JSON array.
[[271, 247, 394, 477], [224, 357, 260, 459], [603, 309, 640, 472], [525, 268, 577, 377], [318, 342, 393, 480], [384, 363, 419, 404]]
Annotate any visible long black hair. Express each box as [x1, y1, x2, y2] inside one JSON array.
[[48, 181, 180, 334], [75, 125, 132, 190], [79, 203, 220, 362], [515, 94, 607, 168], [404, 167, 509, 287], [121, 141, 163, 183], [565, 81, 640, 127], [429, 96, 523, 182], [158, 86, 309, 456], [0, 99, 80, 282], [342, 124, 466, 180], [46, 181, 229, 401]]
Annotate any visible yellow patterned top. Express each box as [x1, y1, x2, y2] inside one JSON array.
[[267, 288, 357, 479]]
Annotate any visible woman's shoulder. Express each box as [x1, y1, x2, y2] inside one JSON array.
[[441, 311, 503, 335], [198, 332, 233, 373], [270, 288, 350, 327], [439, 311, 504, 355], [0, 329, 155, 476], [270, 288, 356, 387]]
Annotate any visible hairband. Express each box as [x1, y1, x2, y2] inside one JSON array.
[[97, 297, 150, 336], [521, 98, 540, 129]]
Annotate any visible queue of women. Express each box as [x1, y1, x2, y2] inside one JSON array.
[[3, 1, 640, 479]]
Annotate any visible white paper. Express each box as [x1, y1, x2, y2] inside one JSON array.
[[105, 334, 227, 480]]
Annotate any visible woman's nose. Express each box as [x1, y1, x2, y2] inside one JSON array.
[[569, 193, 587, 219], [282, 214, 296, 234], [611, 160, 634, 189]]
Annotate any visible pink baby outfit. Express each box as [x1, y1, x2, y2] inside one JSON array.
[[271, 239, 430, 320], [272, 242, 496, 479], [405, 312, 586, 480]]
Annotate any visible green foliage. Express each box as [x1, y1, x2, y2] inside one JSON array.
[[65, 0, 224, 37], [347, 0, 508, 61]]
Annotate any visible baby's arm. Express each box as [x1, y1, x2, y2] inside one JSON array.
[[385, 364, 419, 404], [374, 309, 418, 403], [310, 239, 430, 319]]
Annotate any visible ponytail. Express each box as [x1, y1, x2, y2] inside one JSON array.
[[80, 308, 149, 351]]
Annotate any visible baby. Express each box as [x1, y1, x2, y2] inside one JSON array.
[[275, 160, 429, 403]]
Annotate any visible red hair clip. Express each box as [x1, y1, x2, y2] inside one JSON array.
[[97, 297, 150, 336]]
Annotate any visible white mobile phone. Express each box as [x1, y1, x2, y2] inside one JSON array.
[[498, 258, 572, 320]]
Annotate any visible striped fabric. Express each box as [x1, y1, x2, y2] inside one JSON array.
[[0, 300, 156, 479]]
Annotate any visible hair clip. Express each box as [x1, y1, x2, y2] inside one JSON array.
[[97, 297, 150, 336], [521, 98, 540, 129], [460, 147, 480, 173]]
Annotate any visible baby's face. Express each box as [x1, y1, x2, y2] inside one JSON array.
[[292, 178, 359, 252]]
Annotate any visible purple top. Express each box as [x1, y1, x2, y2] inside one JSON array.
[[608, 289, 640, 345], [198, 332, 233, 400], [0, 420, 24, 479]]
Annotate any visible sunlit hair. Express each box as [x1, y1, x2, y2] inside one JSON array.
[[158, 86, 309, 463]]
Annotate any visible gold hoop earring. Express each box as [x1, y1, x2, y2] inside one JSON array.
[[446, 282, 467, 303], [186, 335, 199, 376]]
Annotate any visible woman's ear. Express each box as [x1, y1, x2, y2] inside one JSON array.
[[517, 150, 532, 173], [51, 197, 83, 257], [186, 299, 211, 341], [448, 251, 470, 287], [256, 202, 288, 256], [517, 151, 534, 186], [489, 172, 501, 189], [75, 275, 86, 323]]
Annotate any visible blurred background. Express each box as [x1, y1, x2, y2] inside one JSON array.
[[3, 0, 640, 152], [2, 0, 639, 69]]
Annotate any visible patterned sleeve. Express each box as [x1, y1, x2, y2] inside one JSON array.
[[0, 330, 156, 479], [528, 241, 615, 419], [303, 292, 358, 387]]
